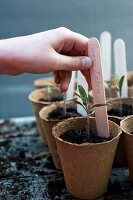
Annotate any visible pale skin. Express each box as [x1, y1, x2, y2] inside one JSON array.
[[0, 27, 92, 91]]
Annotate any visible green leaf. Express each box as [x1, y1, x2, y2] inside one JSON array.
[[114, 73, 120, 91], [104, 81, 110, 89], [78, 85, 87, 99], [45, 82, 60, 92], [47, 85, 52, 93], [75, 92, 82, 99], [119, 75, 125, 97], [73, 100, 86, 112], [78, 85, 88, 105]]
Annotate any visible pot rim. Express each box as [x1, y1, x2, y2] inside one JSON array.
[[28, 87, 63, 105], [52, 116, 122, 147], [34, 76, 54, 86], [107, 97, 133, 120], [39, 100, 78, 122], [120, 115, 133, 136]]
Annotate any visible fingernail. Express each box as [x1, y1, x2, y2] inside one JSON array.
[[82, 57, 92, 69]]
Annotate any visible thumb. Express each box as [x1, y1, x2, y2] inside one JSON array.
[[56, 54, 92, 71]]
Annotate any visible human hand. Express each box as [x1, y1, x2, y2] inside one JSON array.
[[0, 27, 92, 91]]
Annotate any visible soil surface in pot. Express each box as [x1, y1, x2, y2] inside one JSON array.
[[60, 129, 112, 144], [39, 95, 63, 102], [108, 103, 133, 117], [48, 107, 81, 120], [0, 118, 133, 199]]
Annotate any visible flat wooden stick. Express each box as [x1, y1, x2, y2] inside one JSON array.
[[100, 31, 112, 81], [88, 38, 109, 138], [114, 39, 128, 97]]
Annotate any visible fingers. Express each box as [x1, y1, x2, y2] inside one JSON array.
[[53, 27, 89, 53], [54, 71, 61, 84], [55, 54, 92, 72], [59, 71, 72, 92]]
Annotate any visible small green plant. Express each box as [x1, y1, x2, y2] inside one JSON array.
[[104, 81, 110, 90], [75, 85, 108, 115], [114, 74, 125, 99], [47, 85, 52, 94], [114, 73, 125, 116], [46, 83, 67, 117], [74, 85, 108, 137], [74, 85, 90, 116]]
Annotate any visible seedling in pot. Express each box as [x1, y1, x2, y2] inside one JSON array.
[[74, 85, 108, 138], [75, 85, 90, 116], [104, 81, 114, 98], [115, 74, 125, 99], [114, 73, 125, 116], [74, 84, 90, 137], [38, 82, 62, 103], [77, 71, 89, 116], [47, 84, 52, 101], [48, 83, 67, 117]]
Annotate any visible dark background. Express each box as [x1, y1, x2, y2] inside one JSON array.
[[0, 0, 133, 118]]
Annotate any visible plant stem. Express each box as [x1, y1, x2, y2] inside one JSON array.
[[47, 85, 51, 101], [119, 93, 123, 117], [63, 92, 67, 117], [86, 104, 90, 138]]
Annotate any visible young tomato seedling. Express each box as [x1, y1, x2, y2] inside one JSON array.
[[46, 83, 67, 117], [74, 85, 108, 138], [115, 74, 125, 99], [114, 73, 125, 116]]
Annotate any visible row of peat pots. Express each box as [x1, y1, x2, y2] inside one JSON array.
[[28, 74, 133, 199]]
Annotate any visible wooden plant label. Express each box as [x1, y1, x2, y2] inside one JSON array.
[[88, 38, 109, 137], [100, 31, 112, 81], [77, 71, 88, 115], [114, 39, 128, 97], [66, 71, 76, 99]]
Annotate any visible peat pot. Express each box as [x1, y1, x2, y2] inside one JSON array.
[[39, 102, 79, 170], [52, 117, 121, 199], [107, 97, 133, 167], [28, 87, 63, 143], [121, 115, 133, 183]]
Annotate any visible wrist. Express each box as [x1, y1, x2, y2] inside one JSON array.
[[0, 38, 24, 75]]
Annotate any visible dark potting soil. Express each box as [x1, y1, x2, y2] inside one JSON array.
[[48, 107, 81, 120], [60, 129, 113, 144], [108, 103, 133, 117], [39, 96, 63, 102], [0, 118, 133, 199]]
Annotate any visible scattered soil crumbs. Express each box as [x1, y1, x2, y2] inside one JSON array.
[[108, 103, 133, 117], [48, 107, 81, 120], [0, 119, 133, 199], [60, 129, 112, 144]]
